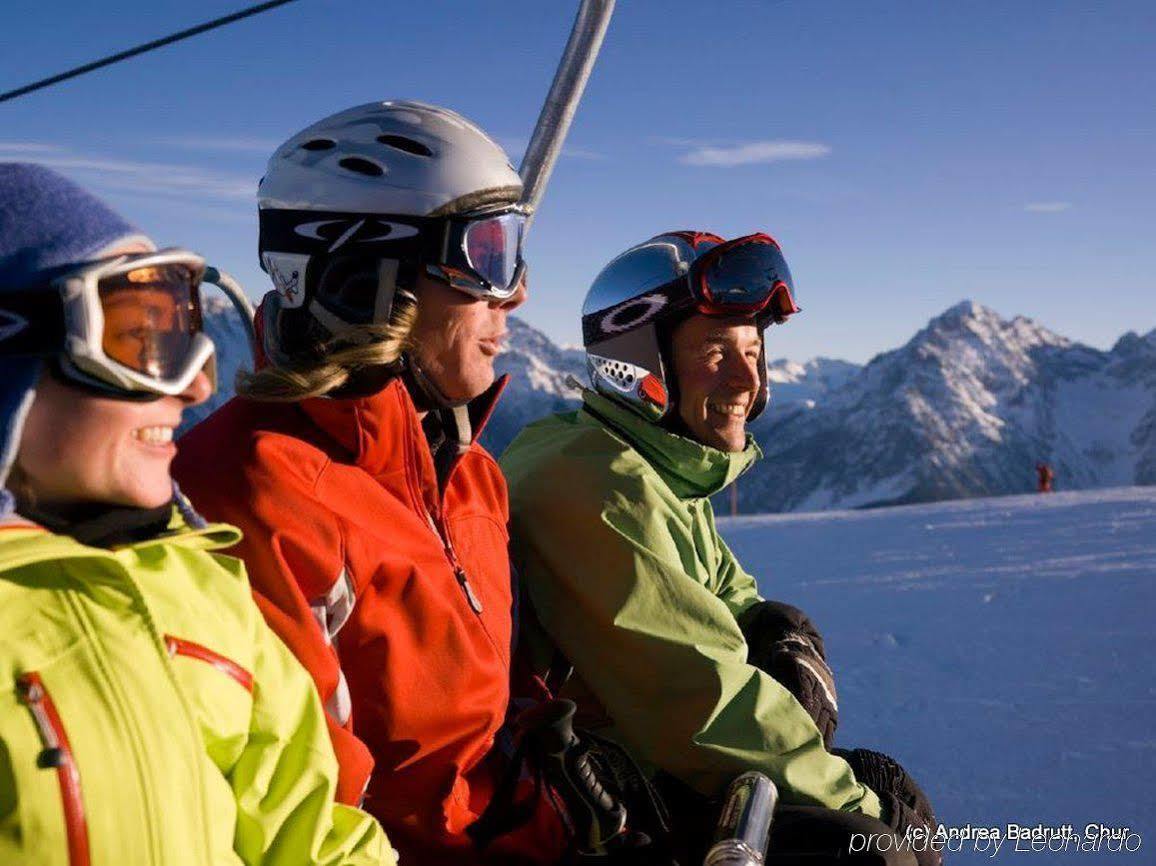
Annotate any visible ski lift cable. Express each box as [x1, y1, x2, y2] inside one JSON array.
[[0, 0, 304, 106]]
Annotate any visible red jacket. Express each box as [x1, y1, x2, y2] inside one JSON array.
[[174, 377, 565, 864]]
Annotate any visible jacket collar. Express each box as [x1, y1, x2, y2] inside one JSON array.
[[580, 389, 760, 500], [298, 374, 507, 488], [0, 505, 241, 575]]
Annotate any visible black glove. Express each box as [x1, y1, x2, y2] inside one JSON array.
[[738, 600, 838, 748], [834, 747, 941, 866]]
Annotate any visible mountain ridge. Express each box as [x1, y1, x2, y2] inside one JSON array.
[[189, 297, 1156, 512]]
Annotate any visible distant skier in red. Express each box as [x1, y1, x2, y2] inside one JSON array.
[[1036, 462, 1055, 493]]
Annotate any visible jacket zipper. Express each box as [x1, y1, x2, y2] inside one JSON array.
[[17, 672, 91, 866], [164, 636, 254, 692], [424, 508, 484, 615]]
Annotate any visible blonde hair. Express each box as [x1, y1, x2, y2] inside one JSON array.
[[237, 294, 418, 402]]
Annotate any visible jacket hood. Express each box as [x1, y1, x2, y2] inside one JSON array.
[[580, 389, 760, 499], [0, 361, 40, 519]]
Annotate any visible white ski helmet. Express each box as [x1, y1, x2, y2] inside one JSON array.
[[581, 230, 800, 424], [256, 100, 525, 360]]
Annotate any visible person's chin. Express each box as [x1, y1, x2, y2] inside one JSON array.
[[462, 361, 497, 399], [707, 423, 747, 453], [437, 367, 496, 404], [112, 481, 173, 510], [111, 446, 175, 506]]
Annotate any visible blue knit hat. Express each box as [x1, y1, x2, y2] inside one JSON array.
[[0, 163, 154, 517]]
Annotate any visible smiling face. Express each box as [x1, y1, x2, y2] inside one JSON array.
[[13, 242, 212, 512], [407, 270, 526, 404], [669, 313, 764, 452], [16, 368, 212, 511]]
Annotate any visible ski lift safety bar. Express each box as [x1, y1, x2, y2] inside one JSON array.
[[518, 0, 615, 234]]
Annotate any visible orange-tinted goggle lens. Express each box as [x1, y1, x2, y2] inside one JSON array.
[[98, 263, 203, 379]]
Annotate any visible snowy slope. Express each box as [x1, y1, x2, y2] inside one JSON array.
[[739, 302, 1156, 513], [719, 486, 1156, 864]]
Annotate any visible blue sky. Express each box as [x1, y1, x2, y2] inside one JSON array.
[[2, 0, 1153, 362]]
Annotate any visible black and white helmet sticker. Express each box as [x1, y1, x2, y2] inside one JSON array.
[[262, 252, 310, 308]]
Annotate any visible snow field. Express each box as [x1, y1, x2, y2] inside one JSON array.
[[719, 487, 1156, 863]]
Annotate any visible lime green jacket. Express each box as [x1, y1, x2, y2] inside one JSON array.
[[501, 390, 881, 817], [0, 510, 394, 866]]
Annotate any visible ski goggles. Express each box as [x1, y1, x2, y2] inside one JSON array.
[[425, 208, 527, 301], [685, 233, 800, 323], [0, 248, 217, 398]]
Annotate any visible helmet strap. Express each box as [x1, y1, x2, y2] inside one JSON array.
[[398, 352, 473, 413], [654, 319, 680, 424]]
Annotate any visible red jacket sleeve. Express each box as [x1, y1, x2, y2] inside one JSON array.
[[175, 424, 375, 806]]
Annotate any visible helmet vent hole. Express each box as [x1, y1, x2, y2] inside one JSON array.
[[377, 134, 433, 157], [301, 138, 336, 151], [338, 157, 385, 177]]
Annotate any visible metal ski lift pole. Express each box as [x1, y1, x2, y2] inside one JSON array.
[[518, 0, 615, 234], [204, 266, 259, 364]]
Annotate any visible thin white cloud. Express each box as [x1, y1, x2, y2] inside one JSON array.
[[0, 142, 65, 154], [0, 141, 254, 201], [1024, 202, 1072, 213], [680, 140, 831, 167], [158, 135, 280, 153]]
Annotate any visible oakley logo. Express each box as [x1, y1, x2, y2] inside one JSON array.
[[293, 219, 420, 253], [0, 309, 29, 343], [600, 293, 667, 335]]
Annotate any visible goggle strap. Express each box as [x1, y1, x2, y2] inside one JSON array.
[[0, 288, 68, 358], [258, 208, 436, 264]]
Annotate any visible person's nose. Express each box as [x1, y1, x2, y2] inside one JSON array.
[[726, 352, 761, 393], [179, 369, 213, 408], [492, 270, 528, 312]]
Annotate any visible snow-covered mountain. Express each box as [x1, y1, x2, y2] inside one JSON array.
[[764, 357, 861, 408], [188, 298, 1156, 512], [737, 301, 1156, 512], [479, 316, 584, 456]]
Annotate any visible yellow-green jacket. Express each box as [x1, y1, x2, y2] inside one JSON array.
[[501, 390, 881, 818], [0, 510, 395, 866]]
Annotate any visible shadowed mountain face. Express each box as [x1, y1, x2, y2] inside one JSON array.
[[189, 299, 1156, 513]]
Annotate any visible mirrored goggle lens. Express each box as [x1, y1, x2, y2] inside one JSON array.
[[701, 240, 795, 311], [463, 212, 524, 295], [98, 263, 203, 379]]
